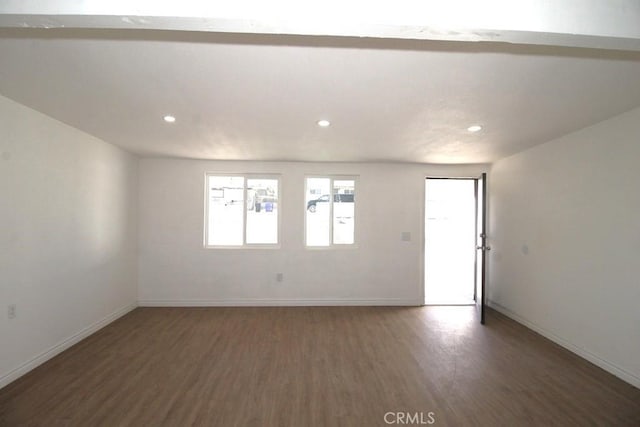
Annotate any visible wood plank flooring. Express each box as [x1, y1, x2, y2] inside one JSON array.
[[1, 306, 639, 426]]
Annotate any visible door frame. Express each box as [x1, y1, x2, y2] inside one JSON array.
[[421, 174, 488, 323]]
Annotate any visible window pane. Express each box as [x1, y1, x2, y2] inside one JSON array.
[[333, 180, 355, 244], [246, 178, 279, 244], [306, 178, 331, 246], [207, 176, 244, 246]]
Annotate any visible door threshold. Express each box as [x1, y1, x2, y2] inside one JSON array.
[[423, 302, 475, 306]]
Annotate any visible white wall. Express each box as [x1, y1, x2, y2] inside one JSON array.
[[138, 160, 487, 305], [0, 95, 138, 388], [488, 107, 640, 388]]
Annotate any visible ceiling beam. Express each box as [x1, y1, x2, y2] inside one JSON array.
[[1, 0, 640, 51]]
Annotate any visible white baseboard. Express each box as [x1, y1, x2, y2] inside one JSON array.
[[138, 298, 419, 307], [0, 302, 137, 390], [488, 300, 640, 389]]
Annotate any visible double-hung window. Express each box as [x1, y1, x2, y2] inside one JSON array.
[[305, 176, 356, 247], [205, 174, 280, 247]]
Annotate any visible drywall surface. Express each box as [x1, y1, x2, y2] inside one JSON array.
[[0, 95, 138, 387], [138, 160, 486, 305], [489, 107, 640, 387]]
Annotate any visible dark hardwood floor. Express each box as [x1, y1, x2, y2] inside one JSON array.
[[1, 306, 639, 426]]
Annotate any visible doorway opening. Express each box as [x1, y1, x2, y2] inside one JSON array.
[[424, 178, 477, 305]]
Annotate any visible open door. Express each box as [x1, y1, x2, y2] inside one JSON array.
[[475, 173, 488, 324]]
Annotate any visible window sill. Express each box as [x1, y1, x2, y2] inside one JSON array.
[[204, 245, 281, 250]]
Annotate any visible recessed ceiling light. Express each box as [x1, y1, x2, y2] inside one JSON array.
[[163, 115, 176, 123], [467, 125, 482, 132], [317, 119, 331, 127]]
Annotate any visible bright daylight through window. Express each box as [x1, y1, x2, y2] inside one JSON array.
[[305, 177, 356, 247], [205, 175, 279, 247]]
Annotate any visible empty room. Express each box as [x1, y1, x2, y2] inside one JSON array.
[[1, 2, 640, 426]]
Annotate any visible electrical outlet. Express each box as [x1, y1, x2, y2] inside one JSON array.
[[276, 273, 284, 282], [8, 304, 16, 319], [401, 231, 411, 242]]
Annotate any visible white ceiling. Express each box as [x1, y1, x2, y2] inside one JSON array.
[[1, 29, 640, 163]]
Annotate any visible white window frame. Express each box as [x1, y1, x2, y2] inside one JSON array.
[[204, 173, 281, 249], [304, 175, 358, 249]]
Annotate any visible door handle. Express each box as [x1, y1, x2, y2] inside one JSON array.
[[476, 246, 491, 251]]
